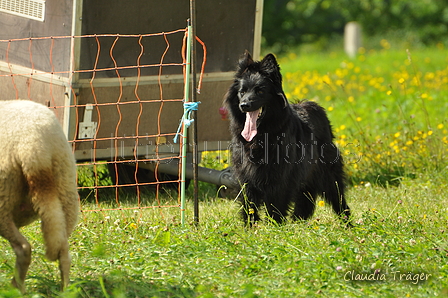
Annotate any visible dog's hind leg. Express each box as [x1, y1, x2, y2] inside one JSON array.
[[293, 191, 316, 220], [0, 219, 31, 294], [325, 180, 351, 223]]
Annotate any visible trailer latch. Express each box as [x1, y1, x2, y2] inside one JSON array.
[[78, 104, 98, 139]]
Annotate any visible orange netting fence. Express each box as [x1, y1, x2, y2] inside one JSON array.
[[0, 28, 206, 218]]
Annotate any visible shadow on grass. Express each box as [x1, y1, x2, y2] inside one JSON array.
[[17, 274, 197, 298]]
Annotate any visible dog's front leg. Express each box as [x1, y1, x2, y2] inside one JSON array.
[[240, 186, 261, 226]]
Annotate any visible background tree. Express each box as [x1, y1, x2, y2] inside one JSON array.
[[262, 0, 448, 52]]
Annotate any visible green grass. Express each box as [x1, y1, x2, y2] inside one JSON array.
[[1, 44, 448, 297], [279, 45, 448, 132], [278, 44, 448, 186], [1, 184, 447, 297]]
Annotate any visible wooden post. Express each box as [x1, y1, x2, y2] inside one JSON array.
[[344, 22, 362, 58]]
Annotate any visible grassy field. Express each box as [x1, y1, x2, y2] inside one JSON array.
[[279, 43, 448, 187], [0, 187, 447, 297], [1, 43, 447, 297]]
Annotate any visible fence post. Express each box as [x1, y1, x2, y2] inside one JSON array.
[[180, 20, 193, 226], [189, 0, 200, 226], [344, 22, 362, 58]]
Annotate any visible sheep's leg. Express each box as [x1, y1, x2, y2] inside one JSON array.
[[37, 196, 71, 290], [0, 221, 31, 294], [58, 242, 71, 290]]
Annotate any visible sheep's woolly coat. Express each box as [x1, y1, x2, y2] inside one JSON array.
[[0, 100, 78, 292]]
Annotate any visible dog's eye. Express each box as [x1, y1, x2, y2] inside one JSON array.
[[257, 90, 264, 95], [239, 91, 245, 96]]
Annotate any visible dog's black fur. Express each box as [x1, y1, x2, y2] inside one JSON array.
[[225, 51, 351, 225]]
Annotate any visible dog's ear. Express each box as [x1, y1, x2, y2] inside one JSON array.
[[237, 50, 254, 74], [261, 54, 288, 108], [260, 54, 280, 75], [261, 53, 282, 84]]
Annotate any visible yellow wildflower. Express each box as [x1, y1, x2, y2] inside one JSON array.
[[380, 39, 390, 49]]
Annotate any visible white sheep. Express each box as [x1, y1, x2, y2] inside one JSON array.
[[0, 100, 79, 293]]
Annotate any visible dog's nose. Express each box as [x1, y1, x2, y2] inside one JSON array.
[[239, 102, 251, 111]]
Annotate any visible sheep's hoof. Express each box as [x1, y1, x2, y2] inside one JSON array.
[[11, 278, 25, 294]]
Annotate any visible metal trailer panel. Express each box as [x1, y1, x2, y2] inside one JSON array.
[[0, 0, 263, 160], [0, 69, 67, 124], [0, 0, 73, 76], [70, 0, 263, 160], [78, 0, 258, 78], [74, 78, 233, 141]]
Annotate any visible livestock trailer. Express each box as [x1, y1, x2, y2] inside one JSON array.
[[0, 0, 263, 189]]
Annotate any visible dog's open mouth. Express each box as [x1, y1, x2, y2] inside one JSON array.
[[241, 107, 263, 142]]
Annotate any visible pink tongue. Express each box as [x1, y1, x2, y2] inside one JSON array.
[[241, 110, 259, 141]]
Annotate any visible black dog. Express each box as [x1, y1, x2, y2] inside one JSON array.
[[225, 51, 351, 225]]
